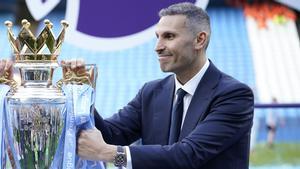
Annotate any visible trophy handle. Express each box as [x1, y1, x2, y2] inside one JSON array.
[[57, 64, 98, 89], [0, 69, 17, 92]]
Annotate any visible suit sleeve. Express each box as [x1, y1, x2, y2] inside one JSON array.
[[129, 83, 254, 169], [94, 85, 145, 145]]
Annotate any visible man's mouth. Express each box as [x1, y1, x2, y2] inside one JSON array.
[[158, 55, 172, 62]]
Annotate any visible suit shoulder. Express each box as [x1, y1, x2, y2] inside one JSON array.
[[142, 75, 173, 90], [218, 73, 253, 94]]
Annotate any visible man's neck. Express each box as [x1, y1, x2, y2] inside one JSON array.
[[176, 57, 207, 85]]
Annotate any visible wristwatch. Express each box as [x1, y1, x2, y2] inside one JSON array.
[[113, 146, 127, 168]]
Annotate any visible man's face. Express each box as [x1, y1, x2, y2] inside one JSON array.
[[155, 15, 199, 75]]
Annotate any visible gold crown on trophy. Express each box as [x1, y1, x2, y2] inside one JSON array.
[[4, 19, 68, 61]]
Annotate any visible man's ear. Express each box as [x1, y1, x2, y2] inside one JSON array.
[[195, 32, 207, 50]]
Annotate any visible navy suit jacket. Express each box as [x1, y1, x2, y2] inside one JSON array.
[[95, 62, 254, 169]]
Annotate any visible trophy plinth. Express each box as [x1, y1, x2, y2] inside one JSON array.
[[4, 19, 68, 169]]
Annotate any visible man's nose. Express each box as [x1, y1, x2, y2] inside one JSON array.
[[155, 40, 165, 53]]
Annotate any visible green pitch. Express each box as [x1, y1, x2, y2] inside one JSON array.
[[250, 143, 300, 166]]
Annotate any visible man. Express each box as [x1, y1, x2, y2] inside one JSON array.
[[77, 2, 254, 169], [2, 2, 254, 169], [266, 97, 284, 148]]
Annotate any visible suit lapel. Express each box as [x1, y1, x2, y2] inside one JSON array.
[[153, 76, 175, 144], [179, 62, 221, 140]]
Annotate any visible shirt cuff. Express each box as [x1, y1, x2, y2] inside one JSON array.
[[124, 146, 132, 169]]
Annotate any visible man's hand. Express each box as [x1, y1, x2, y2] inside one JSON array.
[[77, 128, 117, 162], [61, 59, 86, 78], [0, 59, 13, 80], [60, 59, 96, 87]]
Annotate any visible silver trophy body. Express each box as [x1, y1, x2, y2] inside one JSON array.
[[3, 19, 69, 169], [5, 62, 66, 169]]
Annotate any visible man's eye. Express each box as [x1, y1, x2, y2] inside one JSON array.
[[165, 34, 174, 40]]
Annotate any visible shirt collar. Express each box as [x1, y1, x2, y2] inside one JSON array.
[[174, 59, 210, 96]]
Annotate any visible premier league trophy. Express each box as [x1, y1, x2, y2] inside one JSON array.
[[0, 18, 103, 169], [3, 19, 68, 169]]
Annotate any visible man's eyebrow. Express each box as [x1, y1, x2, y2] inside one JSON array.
[[162, 31, 176, 35]]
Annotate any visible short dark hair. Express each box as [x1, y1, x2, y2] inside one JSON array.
[[159, 2, 211, 49]]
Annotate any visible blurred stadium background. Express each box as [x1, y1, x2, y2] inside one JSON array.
[[1, 0, 300, 168]]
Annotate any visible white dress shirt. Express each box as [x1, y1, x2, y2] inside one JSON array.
[[122, 59, 210, 169], [174, 59, 210, 129]]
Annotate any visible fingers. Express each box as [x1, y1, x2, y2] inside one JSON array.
[[73, 59, 85, 70], [6, 60, 13, 79], [0, 59, 13, 79], [0, 60, 5, 74], [77, 128, 103, 161], [77, 128, 102, 148], [61, 59, 86, 77], [60, 60, 71, 78], [5, 60, 13, 70], [60, 59, 97, 87], [63, 58, 85, 70], [74, 59, 86, 76], [78, 128, 99, 138]]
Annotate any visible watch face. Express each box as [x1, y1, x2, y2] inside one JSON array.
[[114, 154, 126, 167], [114, 146, 126, 167]]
